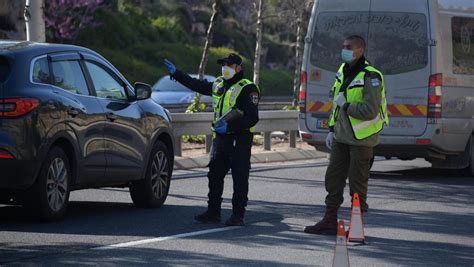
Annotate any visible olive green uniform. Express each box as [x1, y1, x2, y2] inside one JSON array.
[[325, 57, 387, 212]]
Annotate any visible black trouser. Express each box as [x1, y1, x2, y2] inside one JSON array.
[[207, 131, 253, 218]]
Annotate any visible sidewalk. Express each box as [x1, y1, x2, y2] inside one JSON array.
[[174, 140, 327, 170]]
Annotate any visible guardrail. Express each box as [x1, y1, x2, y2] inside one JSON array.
[[164, 102, 291, 113], [171, 110, 299, 156]]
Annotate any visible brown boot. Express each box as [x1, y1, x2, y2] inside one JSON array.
[[304, 207, 338, 235]]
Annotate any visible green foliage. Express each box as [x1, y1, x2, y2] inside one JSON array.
[[182, 134, 206, 143], [259, 68, 293, 96], [186, 93, 207, 113], [70, 3, 294, 96], [282, 104, 298, 111], [151, 16, 190, 43]]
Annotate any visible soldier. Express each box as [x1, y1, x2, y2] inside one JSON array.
[[163, 53, 260, 226], [304, 35, 388, 235]]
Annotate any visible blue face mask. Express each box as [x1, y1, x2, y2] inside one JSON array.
[[341, 49, 354, 63]]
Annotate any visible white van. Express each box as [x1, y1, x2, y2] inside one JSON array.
[[298, 0, 474, 175]]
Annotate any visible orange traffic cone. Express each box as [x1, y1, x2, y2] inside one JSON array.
[[333, 220, 350, 267], [348, 193, 365, 243]]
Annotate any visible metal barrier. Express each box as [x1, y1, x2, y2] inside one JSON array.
[[171, 110, 299, 156]]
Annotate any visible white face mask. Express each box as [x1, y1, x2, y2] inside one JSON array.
[[222, 65, 236, 80]]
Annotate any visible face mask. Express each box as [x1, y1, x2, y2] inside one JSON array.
[[341, 49, 354, 63], [222, 65, 236, 80]]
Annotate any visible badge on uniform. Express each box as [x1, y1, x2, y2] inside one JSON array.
[[371, 78, 380, 87], [250, 92, 259, 105]]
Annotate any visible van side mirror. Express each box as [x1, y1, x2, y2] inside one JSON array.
[[134, 82, 152, 100]]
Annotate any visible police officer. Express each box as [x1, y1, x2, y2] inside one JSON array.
[[304, 35, 388, 235], [163, 53, 260, 226]]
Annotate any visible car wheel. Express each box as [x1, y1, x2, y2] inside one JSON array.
[[26, 146, 71, 221], [130, 140, 171, 208]]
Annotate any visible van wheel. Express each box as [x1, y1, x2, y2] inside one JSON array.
[[130, 140, 171, 208], [26, 146, 71, 221]]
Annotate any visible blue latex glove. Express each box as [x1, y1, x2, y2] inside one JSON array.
[[164, 59, 176, 74], [214, 120, 228, 134]]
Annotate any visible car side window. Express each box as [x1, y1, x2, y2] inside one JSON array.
[[51, 60, 90, 95], [32, 57, 50, 84], [85, 61, 127, 100]]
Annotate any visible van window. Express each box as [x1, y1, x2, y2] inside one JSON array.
[[311, 12, 428, 75], [452, 17, 474, 75], [32, 57, 50, 84], [51, 60, 90, 95], [0, 56, 10, 83]]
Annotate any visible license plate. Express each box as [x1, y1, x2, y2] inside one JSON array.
[[317, 119, 328, 129]]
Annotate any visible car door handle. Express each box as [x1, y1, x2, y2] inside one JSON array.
[[106, 112, 118, 121], [67, 107, 79, 117]]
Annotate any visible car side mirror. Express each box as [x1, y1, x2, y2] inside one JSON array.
[[134, 82, 152, 100]]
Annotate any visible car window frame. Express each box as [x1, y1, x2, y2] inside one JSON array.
[[80, 52, 136, 100], [82, 59, 131, 102], [30, 55, 52, 86], [41, 52, 93, 96]]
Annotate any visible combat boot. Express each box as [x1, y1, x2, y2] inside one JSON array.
[[304, 206, 338, 235], [224, 214, 245, 226], [194, 210, 221, 223]]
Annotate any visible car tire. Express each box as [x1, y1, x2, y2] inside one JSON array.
[[130, 140, 172, 208], [26, 146, 71, 222]]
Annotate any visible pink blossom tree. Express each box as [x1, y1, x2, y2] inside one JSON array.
[[44, 0, 106, 42]]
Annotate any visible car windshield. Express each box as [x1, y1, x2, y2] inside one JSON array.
[[153, 77, 190, 92]]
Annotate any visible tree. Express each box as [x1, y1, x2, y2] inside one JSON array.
[[44, 0, 106, 42], [0, 0, 26, 40], [280, 0, 314, 106], [188, 0, 221, 113], [252, 0, 263, 85]]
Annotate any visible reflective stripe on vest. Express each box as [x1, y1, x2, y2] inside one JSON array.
[[329, 62, 389, 140], [211, 77, 259, 133]]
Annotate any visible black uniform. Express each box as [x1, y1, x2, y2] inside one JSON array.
[[171, 70, 259, 218]]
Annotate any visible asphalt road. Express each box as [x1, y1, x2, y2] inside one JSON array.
[[1, 158, 474, 266]]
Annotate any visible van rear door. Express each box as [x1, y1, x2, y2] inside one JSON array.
[[367, 0, 431, 136], [303, 0, 371, 133]]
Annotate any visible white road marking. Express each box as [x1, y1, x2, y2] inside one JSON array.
[[92, 226, 240, 251]]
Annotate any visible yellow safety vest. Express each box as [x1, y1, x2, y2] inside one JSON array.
[[211, 76, 260, 133], [329, 62, 389, 140]]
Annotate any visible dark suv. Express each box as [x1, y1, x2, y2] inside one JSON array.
[[0, 41, 174, 221]]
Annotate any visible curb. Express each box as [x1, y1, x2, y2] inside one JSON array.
[[174, 149, 327, 170]]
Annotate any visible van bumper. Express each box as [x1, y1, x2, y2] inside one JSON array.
[[302, 131, 436, 159]]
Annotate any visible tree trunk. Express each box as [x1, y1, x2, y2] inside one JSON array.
[[0, 0, 26, 40], [198, 0, 221, 81], [189, 0, 221, 113], [292, 14, 303, 107], [253, 0, 264, 85], [25, 0, 45, 42]]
